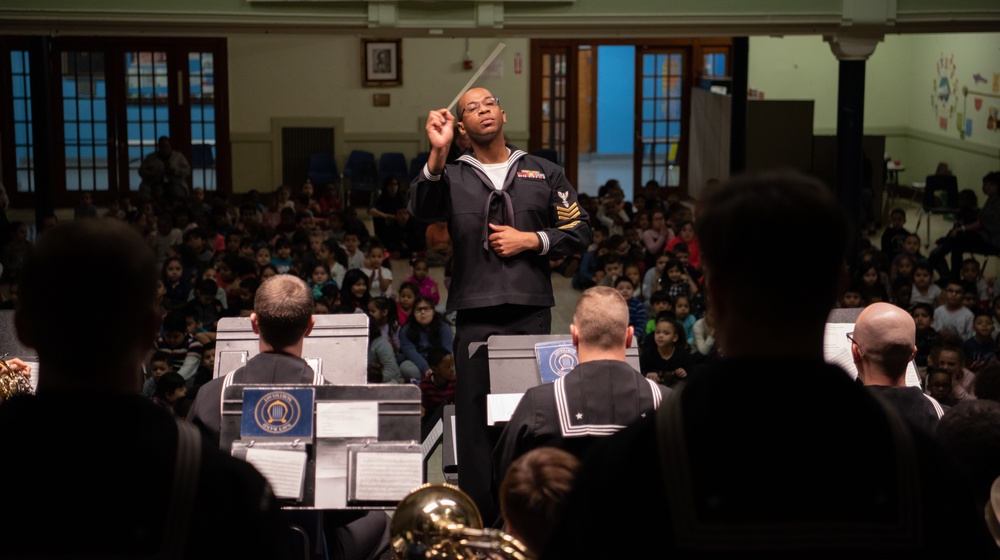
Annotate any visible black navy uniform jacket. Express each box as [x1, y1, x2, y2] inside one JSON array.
[[543, 357, 1000, 559], [409, 145, 592, 311], [492, 359, 669, 487]]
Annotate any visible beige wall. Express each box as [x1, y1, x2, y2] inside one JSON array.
[[228, 34, 529, 193], [749, 32, 1000, 190]]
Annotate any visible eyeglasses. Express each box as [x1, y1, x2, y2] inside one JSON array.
[[459, 96, 499, 118], [415, 307, 433, 313], [845, 332, 864, 356]]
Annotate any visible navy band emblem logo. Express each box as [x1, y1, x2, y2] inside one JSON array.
[[241, 387, 315, 438], [254, 391, 303, 434]]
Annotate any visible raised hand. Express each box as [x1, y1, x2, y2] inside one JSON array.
[[426, 109, 455, 151]]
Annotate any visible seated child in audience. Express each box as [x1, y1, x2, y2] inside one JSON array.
[[856, 261, 890, 305], [911, 261, 942, 306], [692, 305, 716, 362], [670, 243, 700, 282], [423, 220, 453, 268], [963, 281, 983, 313], [316, 284, 340, 314], [399, 296, 454, 383], [189, 341, 216, 397], [254, 243, 272, 276], [889, 253, 915, 286], [396, 281, 419, 327], [642, 252, 670, 308], [155, 310, 204, 387], [419, 346, 457, 417], [660, 259, 698, 301], [305, 229, 328, 267], [673, 294, 696, 346], [367, 312, 402, 384], [595, 252, 624, 288], [665, 220, 700, 270], [925, 367, 958, 408], [892, 277, 913, 310], [342, 231, 365, 271], [338, 268, 371, 314], [839, 281, 864, 308], [269, 237, 293, 274], [142, 351, 173, 398], [912, 302, 942, 370], [881, 207, 910, 261], [368, 296, 401, 354], [190, 278, 227, 332], [319, 239, 348, 288], [615, 276, 646, 346], [959, 257, 991, 310], [639, 313, 694, 388], [162, 256, 192, 312], [623, 260, 646, 304], [233, 277, 259, 318], [964, 310, 998, 373], [935, 278, 975, 341], [894, 233, 926, 269], [360, 239, 394, 298], [645, 290, 673, 338], [404, 257, 440, 307], [308, 262, 338, 300], [572, 223, 609, 291], [151, 371, 188, 417], [182, 306, 214, 345]]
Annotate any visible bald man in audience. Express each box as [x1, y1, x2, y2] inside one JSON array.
[[851, 302, 945, 434]]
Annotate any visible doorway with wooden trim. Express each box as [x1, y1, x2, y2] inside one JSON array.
[[529, 39, 731, 203]]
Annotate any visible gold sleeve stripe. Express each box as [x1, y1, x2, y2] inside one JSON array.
[[558, 220, 582, 230], [557, 210, 580, 221], [555, 203, 579, 214]]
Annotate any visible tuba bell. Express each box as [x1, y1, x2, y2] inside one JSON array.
[[0, 354, 33, 403], [391, 483, 533, 560]]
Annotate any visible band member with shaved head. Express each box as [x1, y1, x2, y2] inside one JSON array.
[[851, 301, 944, 434], [410, 86, 592, 521]]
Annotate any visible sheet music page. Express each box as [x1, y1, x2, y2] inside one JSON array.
[[354, 452, 423, 501], [487, 393, 523, 425], [316, 401, 379, 437], [244, 448, 307, 500]]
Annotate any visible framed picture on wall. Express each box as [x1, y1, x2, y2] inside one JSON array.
[[362, 39, 401, 87]]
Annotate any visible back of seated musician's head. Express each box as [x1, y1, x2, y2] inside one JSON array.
[[499, 446, 580, 555], [17, 219, 159, 390], [852, 302, 917, 384], [571, 286, 630, 352], [253, 274, 314, 348], [697, 170, 850, 346]]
